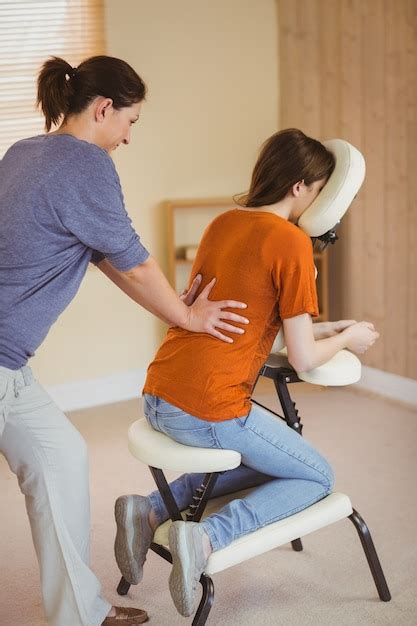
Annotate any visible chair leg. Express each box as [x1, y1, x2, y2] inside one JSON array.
[[291, 538, 303, 551], [348, 508, 391, 601], [192, 574, 215, 626], [117, 576, 131, 596]]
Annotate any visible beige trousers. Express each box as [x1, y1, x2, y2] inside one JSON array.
[[0, 365, 111, 626]]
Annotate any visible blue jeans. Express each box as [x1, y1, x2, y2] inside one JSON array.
[[143, 394, 334, 552]]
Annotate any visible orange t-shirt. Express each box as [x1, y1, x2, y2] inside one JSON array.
[[143, 209, 318, 422]]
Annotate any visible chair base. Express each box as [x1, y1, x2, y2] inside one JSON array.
[[117, 496, 390, 625], [117, 365, 391, 623]]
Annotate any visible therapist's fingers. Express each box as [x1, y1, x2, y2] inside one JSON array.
[[218, 310, 249, 325], [197, 278, 248, 313], [209, 330, 234, 343], [199, 277, 217, 298], [199, 278, 248, 308], [180, 273, 202, 305], [215, 321, 245, 335], [217, 303, 249, 319]]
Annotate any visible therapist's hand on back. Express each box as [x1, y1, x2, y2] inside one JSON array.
[[185, 277, 249, 343]]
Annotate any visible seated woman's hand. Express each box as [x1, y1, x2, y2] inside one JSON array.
[[342, 321, 379, 354], [186, 277, 249, 343]]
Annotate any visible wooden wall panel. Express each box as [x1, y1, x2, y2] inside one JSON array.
[[297, 0, 321, 136], [318, 0, 341, 139], [277, 0, 417, 379], [318, 0, 343, 316], [406, 0, 417, 377], [339, 0, 364, 322], [362, 0, 385, 368], [278, 1, 302, 128], [384, 0, 408, 374]]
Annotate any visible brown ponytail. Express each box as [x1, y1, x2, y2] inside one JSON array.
[[237, 129, 335, 208], [37, 55, 147, 132]]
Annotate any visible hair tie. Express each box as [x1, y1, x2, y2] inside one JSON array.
[[65, 66, 78, 82]]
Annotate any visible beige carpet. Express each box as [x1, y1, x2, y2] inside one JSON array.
[[1, 378, 416, 625]]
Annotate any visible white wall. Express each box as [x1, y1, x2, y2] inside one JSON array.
[[31, 0, 279, 386]]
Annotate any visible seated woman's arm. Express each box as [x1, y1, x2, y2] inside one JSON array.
[[284, 314, 379, 372], [312, 319, 356, 340]]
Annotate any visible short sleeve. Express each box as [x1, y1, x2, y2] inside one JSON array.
[[274, 232, 319, 320], [90, 249, 105, 266], [52, 145, 149, 271]]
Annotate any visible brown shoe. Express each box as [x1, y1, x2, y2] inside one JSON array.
[[102, 606, 149, 624]]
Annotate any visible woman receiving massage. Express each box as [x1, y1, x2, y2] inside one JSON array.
[[114, 128, 379, 617]]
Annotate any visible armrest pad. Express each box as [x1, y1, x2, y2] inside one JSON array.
[[266, 349, 361, 386]]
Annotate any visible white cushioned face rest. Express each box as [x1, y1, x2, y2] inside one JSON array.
[[267, 348, 361, 386], [298, 139, 365, 237], [128, 418, 241, 472], [153, 491, 353, 575]]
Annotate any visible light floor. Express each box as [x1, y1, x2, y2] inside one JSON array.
[[1, 378, 416, 625]]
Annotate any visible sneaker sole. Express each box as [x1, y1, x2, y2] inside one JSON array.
[[114, 496, 149, 585], [168, 524, 200, 617]]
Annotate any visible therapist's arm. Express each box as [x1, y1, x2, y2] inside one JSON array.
[[97, 256, 249, 343], [284, 313, 379, 372]]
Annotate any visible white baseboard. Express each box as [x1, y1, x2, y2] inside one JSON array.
[[46, 364, 417, 414], [47, 368, 147, 413], [354, 365, 417, 407]]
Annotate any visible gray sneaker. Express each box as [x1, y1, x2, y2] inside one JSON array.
[[114, 495, 154, 585], [168, 521, 208, 617]]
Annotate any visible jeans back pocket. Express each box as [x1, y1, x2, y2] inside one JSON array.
[[158, 415, 219, 449]]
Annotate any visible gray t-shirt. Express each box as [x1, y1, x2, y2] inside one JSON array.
[[0, 134, 149, 369]]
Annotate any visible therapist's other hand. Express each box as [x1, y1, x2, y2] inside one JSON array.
[[186, 277, 249, 343], [180, 274, 202, 306]]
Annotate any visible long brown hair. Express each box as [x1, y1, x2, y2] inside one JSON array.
[[238, 128, 335, 208], [37, 55, 147, 131]]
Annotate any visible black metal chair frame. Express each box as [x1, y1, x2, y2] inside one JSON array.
[[117, 363, 391, 624]]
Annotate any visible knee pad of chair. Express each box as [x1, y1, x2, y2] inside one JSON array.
[[153, 491, 353, 575]]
